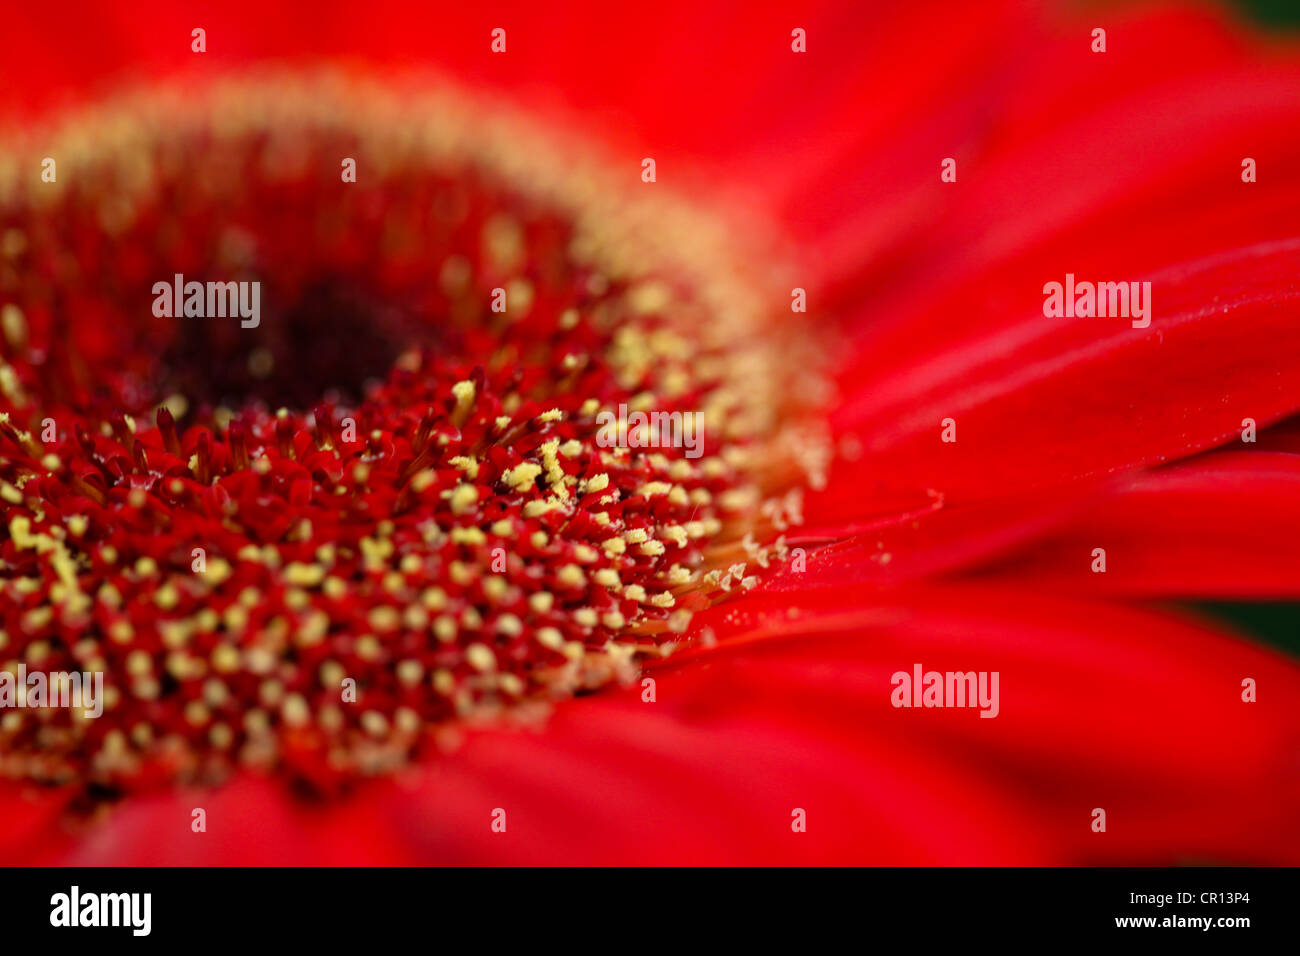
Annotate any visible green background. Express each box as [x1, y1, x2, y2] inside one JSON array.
[[1238, 0, 1300, 27]]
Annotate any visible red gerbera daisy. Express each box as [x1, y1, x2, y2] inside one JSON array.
[[1, 0, 1299, 865]]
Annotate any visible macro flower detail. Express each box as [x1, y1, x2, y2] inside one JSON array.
[[0, 0, 1298, 870], [0, 75, 826, 798]]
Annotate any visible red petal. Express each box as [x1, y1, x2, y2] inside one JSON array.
[[37, 584, 1300, 864], [679, 584, 1300, 863], [969, 449, 1300, 597], [0, 784, 76, 864], [783, 480, 1107, 588], [824, 239, 1300, 512], [813, 14, 1300, 522]]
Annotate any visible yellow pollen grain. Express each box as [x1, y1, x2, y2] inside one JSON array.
[[21, 607, 51, 631], [359, 536, 393, 563], [282, 694, 311, 727], [449, 456, 479, 479], [244, 646, 277, 675], [159, 620, 191, 649], [660, 525, 688, 547], [397, 659, 424, 686], [184, 700, 210, 727], [450, 561, 475, 586], [211, 643, 241, 674], [205, 558, 232, 585], [1, 304, 26, 346], [395, 707, 420, 735], [465, 643, 496, 672], [666, 566, 693, 585], [450, 526, 487, 546], [556, 564, 585, 588], [259, 680, 286, 708], [449, 484, 478, 514], [297, 611, 329, 646], [432, 669, 455, 695], [284, 562, 326, 587], [243, 709, 271, 736], [503, 462, 543, 491], [319, 661, 346, 689], [499, 673, 524, 696], [452, 379, 476, 405], [201, 678, 231, 708], [403, 604, 429, 631], [410, 469, 437, 494], [522, 498, 565, 517], [482, 576, 508, 602], [151, 583, 179, 609], [125, 650, 152, 677]]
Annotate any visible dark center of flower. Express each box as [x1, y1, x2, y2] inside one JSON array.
[[161, 276, 415, 412], [0, 73, 821, 801]]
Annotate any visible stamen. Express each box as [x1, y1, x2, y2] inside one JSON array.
[[0, 71, 825, 799]]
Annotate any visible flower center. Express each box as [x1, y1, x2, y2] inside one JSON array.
[[0, 72, 823, 799]]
